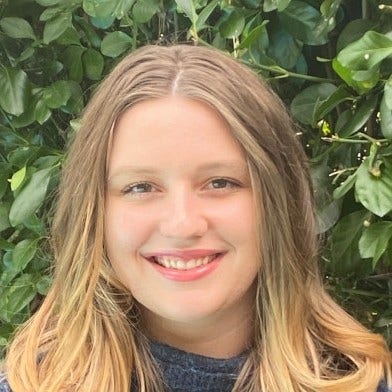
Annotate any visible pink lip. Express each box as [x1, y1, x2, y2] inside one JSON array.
[[142, 249, 223, 261], [141, 250, 226, 282]]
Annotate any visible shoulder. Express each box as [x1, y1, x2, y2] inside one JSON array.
[[0, 375, 11, 392]]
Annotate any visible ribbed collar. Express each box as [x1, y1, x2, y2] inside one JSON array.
[[149, 341, 247, 392]]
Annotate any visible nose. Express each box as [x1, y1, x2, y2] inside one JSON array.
[[159, 187, 208, 240]]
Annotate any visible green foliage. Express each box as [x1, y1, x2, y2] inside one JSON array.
[[0, 0, 391, 354]]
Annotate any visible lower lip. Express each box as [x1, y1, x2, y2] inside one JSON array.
[[148, 254, 224, 282]]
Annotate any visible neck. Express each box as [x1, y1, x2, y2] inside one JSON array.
[[140, 300, 255, 359]]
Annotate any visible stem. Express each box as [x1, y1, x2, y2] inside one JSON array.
[[0, 107, 29, 144], [357, 132, 383, 146], [242, 60, 337, 83], [328, 167, 356, 177], [132, 21, 137, 51], [322, 134, 390, 145], [362, 0, 368, 19]]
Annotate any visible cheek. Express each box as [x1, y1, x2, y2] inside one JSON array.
[[104, 200, 154, 259], [210, 195, 256, 241]]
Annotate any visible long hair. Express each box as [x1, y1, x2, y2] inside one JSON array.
[[5, 45, 391, 391]]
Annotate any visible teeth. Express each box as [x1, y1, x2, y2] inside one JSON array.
[[154, 255, 217, 270]]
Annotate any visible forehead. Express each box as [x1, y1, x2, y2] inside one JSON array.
[[107, 96, 247, 173]]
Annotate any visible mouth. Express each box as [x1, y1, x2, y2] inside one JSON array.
[[146, 253, 222, 270]]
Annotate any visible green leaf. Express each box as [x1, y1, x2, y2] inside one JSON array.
[[133, 0, 160, 23], [279, 1, 327, 45], [311, 163, 341, 233], [336, 19, 376, 53], [43, 12, 73, 44], [83, 0, 116, 18], [36, 275, 52, 295], [56, 26, 81, 46], [384, 75, 392, 110], [339, 95, 378, 137], [380, 92, 392, 140], [90, 15, 115, 29], [219, 10, 245, 39], [82, 48, 104, 80], [175, 0, 197, 24], [12, 239, 38, 272], [263, 0, 291, 12], [39, 6, 64, 21], [113, 0, 137, 18], [101, 31, 132, 58], [0, 17, 36, 40], [336, 31, 392, 71], [290, 83, 336, 125], [61, 81, 84, 114], [333, 172, 356, 200], [0, 68, 30, 116], [0, 274, 37, 323], [267, 28, 302, 69], [9, 168, 52, 226], [239, 20, 269, 49], [0, 202, 11, 232], [330, 210, 369, 276], [62, 46, 86, 82], [34, 99, 52, 124], [359, 221, 392, 267], [313, 85, 352, 122], [42, 80, 73, 109], [74, 15, 102, 47], [10, 166, 26, 191], [196, 0, 218, 32], [36, 0, 62, 5], [355, 159, 392, 217]]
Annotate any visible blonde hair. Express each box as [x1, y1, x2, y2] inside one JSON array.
[[5, 45, 391, 391]]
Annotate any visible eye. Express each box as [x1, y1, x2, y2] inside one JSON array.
[[207, 178, 240, 190], [122, 182, 155, 195]]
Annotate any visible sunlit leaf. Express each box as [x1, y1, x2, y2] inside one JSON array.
[[9, 168, 52, 226], [336, 31, 392, 71], [359, 221, 392, 267], [355, 158, 392, 217], [10, 166, 26, 191]]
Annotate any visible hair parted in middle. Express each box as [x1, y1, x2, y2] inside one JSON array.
[[6, 44, 391, 392]]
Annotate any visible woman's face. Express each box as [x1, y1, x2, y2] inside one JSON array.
[[105, 96, 259, 332]]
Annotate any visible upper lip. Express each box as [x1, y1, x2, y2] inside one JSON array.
[[142, 249, 224, 261]]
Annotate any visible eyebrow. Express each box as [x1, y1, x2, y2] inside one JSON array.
[[107, 161, 249, 182]]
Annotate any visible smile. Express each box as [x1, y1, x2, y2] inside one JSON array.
[[150, 254, 219, 270]]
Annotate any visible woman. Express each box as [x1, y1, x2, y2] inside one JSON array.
[[1, 45, 391, 391]]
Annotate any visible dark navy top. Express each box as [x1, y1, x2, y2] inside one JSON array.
[[0, 342, 390, 391]]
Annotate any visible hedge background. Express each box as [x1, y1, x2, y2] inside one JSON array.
[[0, 0, 392, 356]]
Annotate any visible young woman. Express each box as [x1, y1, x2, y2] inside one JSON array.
[[1, 45, 391, 391]]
